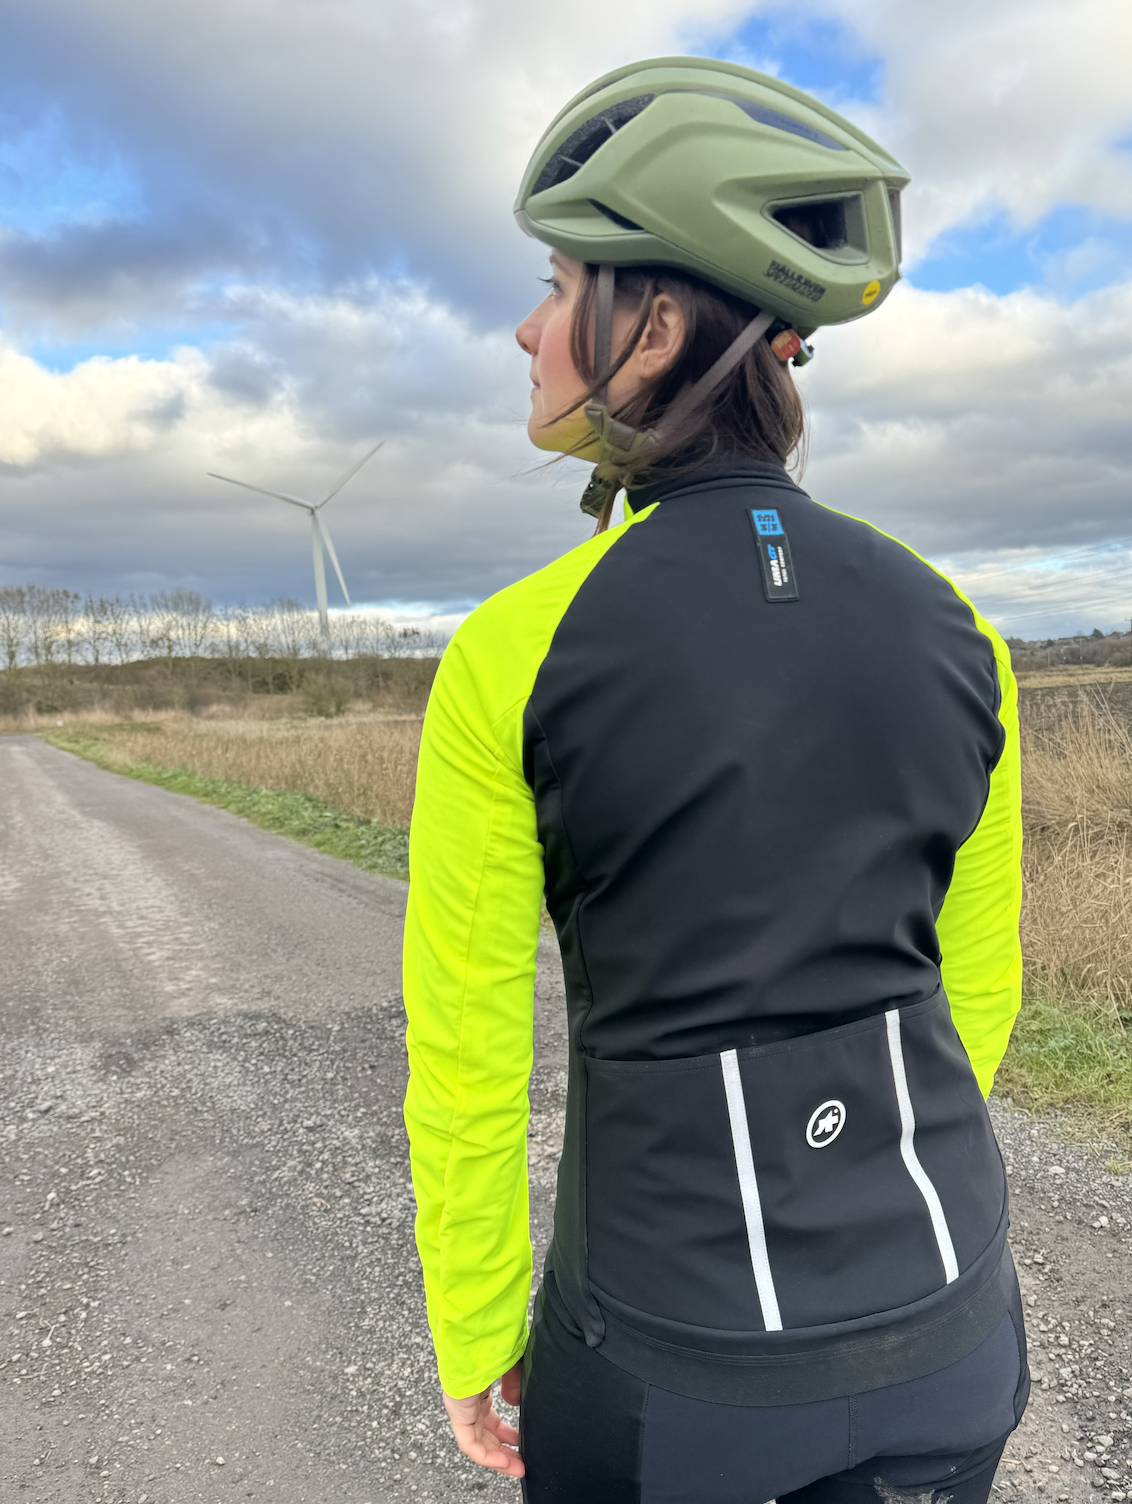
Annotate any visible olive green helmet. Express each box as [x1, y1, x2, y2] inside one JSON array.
[[515, 56, 910, 332]]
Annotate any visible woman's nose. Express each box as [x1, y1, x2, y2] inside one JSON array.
[[515, 316, 539, 356]]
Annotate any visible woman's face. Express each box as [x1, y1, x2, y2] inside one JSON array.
[[515, 252, 596, 456], [515, 252, 688, 457]]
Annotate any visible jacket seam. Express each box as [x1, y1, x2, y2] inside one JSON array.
[[811, 497, 1011, 856]]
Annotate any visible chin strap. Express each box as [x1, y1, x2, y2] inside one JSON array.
[[580, 263, 778, 528], [579, 265, 654, 524]]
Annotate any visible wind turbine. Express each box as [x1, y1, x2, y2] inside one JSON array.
[[208, 441, 385, 655]]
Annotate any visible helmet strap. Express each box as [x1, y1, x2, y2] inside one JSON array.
[[580, 265, 635, 526], [580, 263, 776, 530]]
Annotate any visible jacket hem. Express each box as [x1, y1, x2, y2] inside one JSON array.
[[586, 1221, 1015, 1404]]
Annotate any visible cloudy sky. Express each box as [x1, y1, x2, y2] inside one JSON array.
[[0, 0, 1130, 638]]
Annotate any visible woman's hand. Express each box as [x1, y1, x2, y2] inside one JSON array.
[[442, 1363, 525, 1478]]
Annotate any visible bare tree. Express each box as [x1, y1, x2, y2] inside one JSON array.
[[82, 595, 111, 666], [212, 605, 246, 662], [0, 582, 449, 671], [390, 625, 423, 658], [102, 595, 136, 665], [170, 589, 214, 657], [146, 592, 182, 660], [130, 594, 159, 661], [26, 586, 65, 664], [56, 590, 82, 664], [271, 599, 307, 660], [331, 614, 368, 661], [0, 587, 27, 671], [243, 604, 274, 661]]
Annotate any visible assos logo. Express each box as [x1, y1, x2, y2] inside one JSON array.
[[806, 1100, 846, 1148]]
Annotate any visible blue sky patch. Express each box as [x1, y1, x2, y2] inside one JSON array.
[[0, 108, 140, 234], [908, 204, 1132, 299], [24, 319, 237, 373], [689, 10, 883, 107]]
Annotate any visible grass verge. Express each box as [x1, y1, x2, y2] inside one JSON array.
[[42, 729, 410, 881], [997, 995, 1132, 1168], [36, 714, 1132, 1164]]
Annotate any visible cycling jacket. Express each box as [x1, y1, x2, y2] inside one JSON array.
[[403, 458, 1022, 1402]]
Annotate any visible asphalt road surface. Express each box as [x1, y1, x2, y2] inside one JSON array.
[[1, 735, 1129, 1504]]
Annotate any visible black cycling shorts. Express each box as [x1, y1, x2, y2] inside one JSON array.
[[519, 1274, 1029, 1504]]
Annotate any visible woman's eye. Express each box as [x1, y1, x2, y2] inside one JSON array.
[[539, 276, 562, 296]]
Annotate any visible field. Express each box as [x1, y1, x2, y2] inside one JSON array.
[[19, 662, 1132, 1160], [40, 706, 423, 881], [1004, 683, 1132, 1160]]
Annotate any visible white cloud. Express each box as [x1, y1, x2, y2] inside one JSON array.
[[0, 0, 753, 335], [0, 276, 593, 605], [0, 344, 202, 467], [4, 263, 1130, 634], [0, 0, 1129, 632], [943, 542, 1132, 637], [802, 276, 1132, 549], [6, 0, 1123, 330], [791, 0, 1132, 253]]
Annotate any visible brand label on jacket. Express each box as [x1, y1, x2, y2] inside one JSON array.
[[806, 1099, 846, 1147], [749, 508, 799, 602]]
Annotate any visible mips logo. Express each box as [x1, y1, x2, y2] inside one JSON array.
[[806, 1099, 846, 1148]]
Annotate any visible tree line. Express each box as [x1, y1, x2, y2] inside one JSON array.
[[0, 586, 448, 670]]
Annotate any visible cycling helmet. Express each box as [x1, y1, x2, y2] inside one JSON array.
[[514, 58, 910, 523], [515, 56, 909, 332]]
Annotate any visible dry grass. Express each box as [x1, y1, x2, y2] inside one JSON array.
[[0, 695, 310, 737], [995, 697, 1132, 1152], [1017, 667, 1132, 690], [24, 682, 1132, 1147], [63, 711, 423, 829], [1020, 701, 1132, 1013], [35, 695, 1132, 1006]]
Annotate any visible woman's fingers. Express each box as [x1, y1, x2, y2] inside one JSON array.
[[482, 1407, 520, 1447], [456, 1421, 525, 1476], [442, 1386, 525, 1478]]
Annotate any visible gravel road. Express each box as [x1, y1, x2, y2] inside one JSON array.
[[1, 734, 1128, 1504]]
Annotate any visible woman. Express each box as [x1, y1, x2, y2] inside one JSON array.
[[403, 56, 1026, 1504]]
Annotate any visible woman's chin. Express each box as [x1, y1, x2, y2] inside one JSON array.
[[528, 423, 568, 454], [528, 414, 601, 459]]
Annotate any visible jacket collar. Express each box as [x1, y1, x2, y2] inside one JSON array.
[[626, 455, 803, 514]]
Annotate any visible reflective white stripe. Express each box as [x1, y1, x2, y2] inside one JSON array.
[[885, 1009, 959, 1284], [720, 1049, 783, 1331]]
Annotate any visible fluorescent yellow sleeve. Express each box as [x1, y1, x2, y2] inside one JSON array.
[[402, 507, 655, 1397], [936, 619, 1023, 1098]]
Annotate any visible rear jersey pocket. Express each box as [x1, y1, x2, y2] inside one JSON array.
[[584, 991, 1005, 1336]]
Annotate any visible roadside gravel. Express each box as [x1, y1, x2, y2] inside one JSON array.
[[992, 1103, 1132, 1504], [1, 736, 1129, 1503]]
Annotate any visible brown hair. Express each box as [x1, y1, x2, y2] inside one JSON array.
[[563, 263, 806, 504]]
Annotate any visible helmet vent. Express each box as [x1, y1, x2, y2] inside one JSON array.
[[888, 190, 903, 263], [590, 200, 645, 232], [722, 96, 848, 152], [532, 94, 655, 195], [772, 196, 869, 262]]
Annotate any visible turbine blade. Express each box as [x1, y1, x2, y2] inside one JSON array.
[[311, 514, 330, 645], [315, 513, 350, 605], [318, 439, 385, 508], [207, 473, 313, 511]]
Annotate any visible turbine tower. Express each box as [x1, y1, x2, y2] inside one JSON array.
[[208, 441, 384, 655]]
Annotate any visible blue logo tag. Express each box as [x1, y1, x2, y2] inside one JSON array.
[[747, 505, 799, 603]]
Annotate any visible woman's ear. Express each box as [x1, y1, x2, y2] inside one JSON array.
[[635, 292, 686, 381]]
